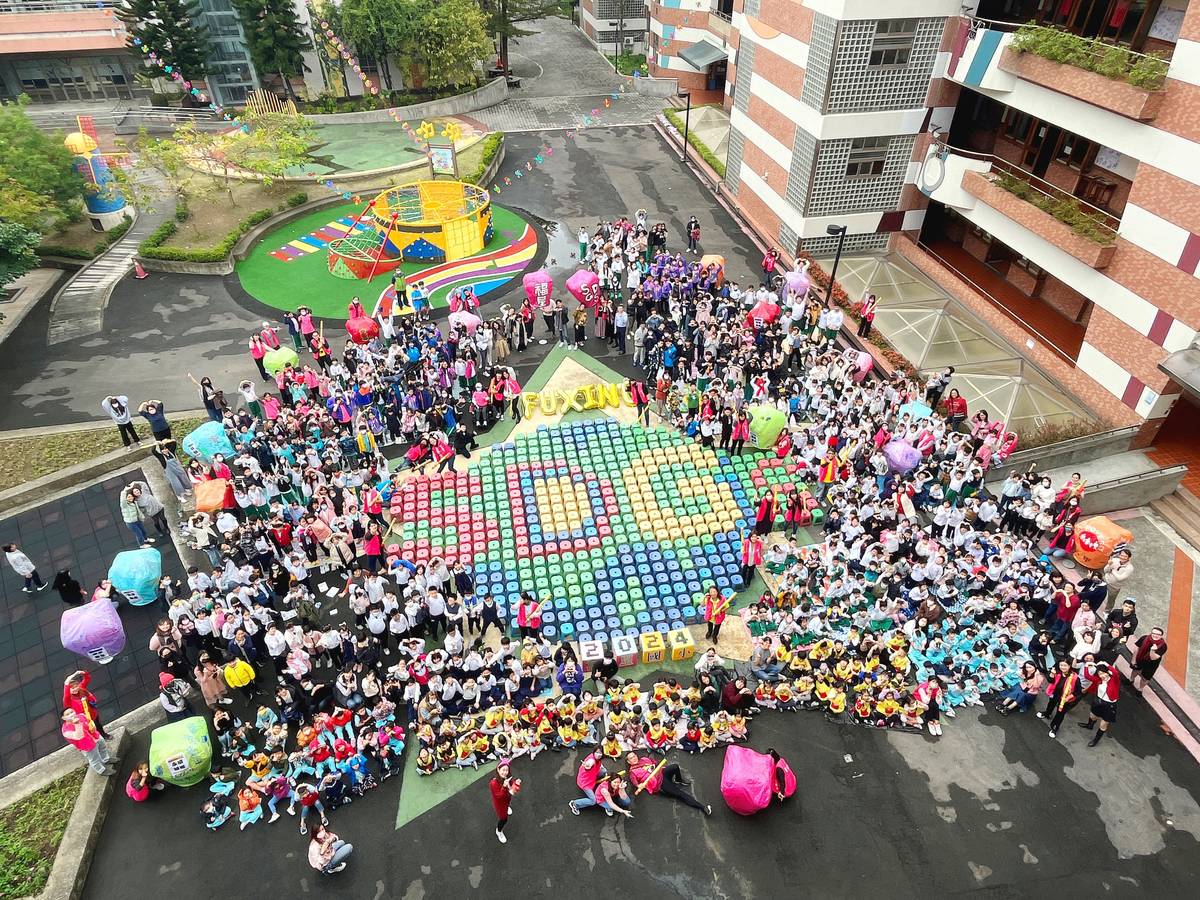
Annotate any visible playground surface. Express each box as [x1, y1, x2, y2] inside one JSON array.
[[234, 202, 540, 319], [284, 118, 485, 177]]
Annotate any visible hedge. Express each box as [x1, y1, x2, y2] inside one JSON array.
[[464, 132, 503, 185], [39, 215, 133, 261], [139, 207, 274, 262], [662, 108, 726, 178]]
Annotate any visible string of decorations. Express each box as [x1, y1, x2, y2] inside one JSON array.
[[130, 37, 247, 132], [492, 83, 627, 196]]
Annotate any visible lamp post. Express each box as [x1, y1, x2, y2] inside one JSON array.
[[678, 89, 691, 163], [824, 223, 848, 306]]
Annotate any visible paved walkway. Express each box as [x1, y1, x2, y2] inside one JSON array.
[[506, 15, 625, 99], [47, 168, 173, 346], [0, 467, 185, 776], [468, 16, 663, 132]]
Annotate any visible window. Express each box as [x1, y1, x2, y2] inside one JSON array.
[[1014, 255, 1044, 278], [869, 19, 916, 67], [845, 136, 890, 178], [1055, 134, 1095, 169], [1002, 108, 1033, 143]]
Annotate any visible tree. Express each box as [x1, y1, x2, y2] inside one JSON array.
[[341, 0, 408, 92], [478, 0, 561, 71], [232, 0, 312, 102], [0, 99, 84, 230], [118, 0, 211, 81], [415, 0, 493, 88], [133, 110, 316, 206], [0, 223, 41, 290], [309, 1, 349, 98]]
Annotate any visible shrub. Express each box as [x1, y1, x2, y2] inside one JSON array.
[[286, 191, 309, 208], [1010, 21, 1167, 90], [174, 195, 191, 222], [38, 215, 132, 260], [1016, 417, 1099, 449], [661, 109, 727, 178], [139, 208, 273, 262], [464, 133, 504, 185], [991, 171, 1114, 245]]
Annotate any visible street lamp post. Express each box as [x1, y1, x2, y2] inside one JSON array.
[[678, 89, 691, 163], [824, 224, 848, 306]]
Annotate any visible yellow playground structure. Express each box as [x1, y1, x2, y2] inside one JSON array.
[[327, 180, 493, 280]]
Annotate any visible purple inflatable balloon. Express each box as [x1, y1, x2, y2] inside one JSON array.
[[784, 264, 811, 297], [522, 270, 553, 309], [883, 440, 922, 475], [565, 269, 602, 308], [61, 599, 125, 664]]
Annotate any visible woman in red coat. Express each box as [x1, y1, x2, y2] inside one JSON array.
[[754, 486, 778, 536], [942, 389, 968, 432], [490, 760, 521, 844]]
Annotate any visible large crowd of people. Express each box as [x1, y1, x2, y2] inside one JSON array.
[[30, 211, 1170, 871]]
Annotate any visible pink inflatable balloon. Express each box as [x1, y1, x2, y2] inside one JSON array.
[[449, 310, 482, 334], [720, 745, 793, 815], [853, 350, 873, 383], [522, 270, 553, 309], [565, 269, 602, 308]]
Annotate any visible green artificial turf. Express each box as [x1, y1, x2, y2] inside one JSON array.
[[235, 204, 532, 319]]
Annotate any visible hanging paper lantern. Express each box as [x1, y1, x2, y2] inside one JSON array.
[[346, 315, 380, 344], [149, 717, 213, 787], [566, 269, 602, 308], [108, 547, 162, 606], [60, 599, 125, 664], [181, 420, 235, 464], [263, 346, 299, 376], [522, 270, 553, 308]]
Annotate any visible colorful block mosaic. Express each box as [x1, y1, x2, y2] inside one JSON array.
[[388, 420, 806, 642], [269, 215, 369, 263]]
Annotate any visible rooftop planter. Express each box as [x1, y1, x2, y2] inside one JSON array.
[[999, 26, 1167, 121], [962, 169, 1117, 269]]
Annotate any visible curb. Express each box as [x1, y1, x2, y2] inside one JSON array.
[[0, 701, 165, 900]]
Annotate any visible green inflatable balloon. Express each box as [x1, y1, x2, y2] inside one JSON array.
[[748, 405, 787, 450], [148, 716, 213, 787], [263, 346, 299, 376]]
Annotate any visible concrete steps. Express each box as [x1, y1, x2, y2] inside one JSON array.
[[1151, 488, 1200, 551]]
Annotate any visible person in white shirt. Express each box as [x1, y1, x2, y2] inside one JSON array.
[[100, 395, 140, 449], [4, 544, 46, 592]]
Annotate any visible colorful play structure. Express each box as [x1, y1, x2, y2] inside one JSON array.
[[327, 180, 493, 281], [388, 419, 810, 643], [64, 124, 128, 231]]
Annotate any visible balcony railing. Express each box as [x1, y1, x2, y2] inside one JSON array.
[[970, 17, 1169, 91], [935, 139, 1120, 240]]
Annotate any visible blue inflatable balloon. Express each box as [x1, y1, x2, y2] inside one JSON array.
[[108, 548, 162, 606], [182, 420, 235, 465]]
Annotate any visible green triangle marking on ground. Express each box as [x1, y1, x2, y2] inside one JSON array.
[[395, 740, 495, 831]]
